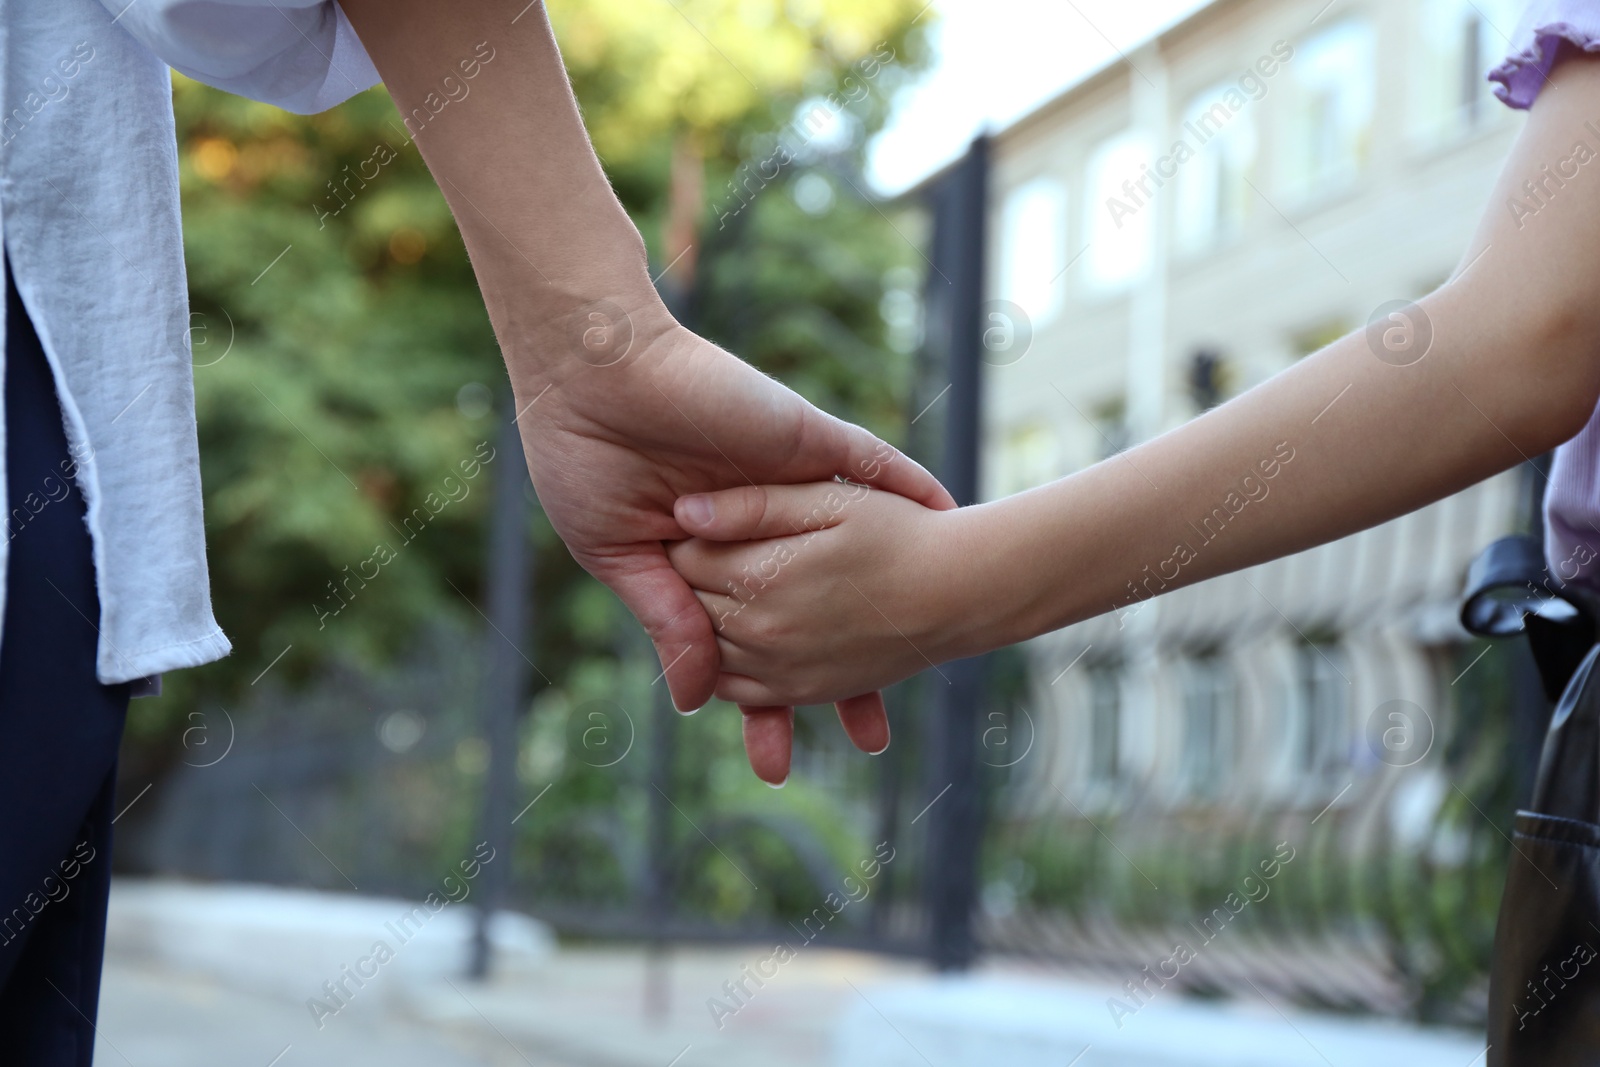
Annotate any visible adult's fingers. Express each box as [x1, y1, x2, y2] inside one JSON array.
[[740, 705, 794, 785], [834, 691, 890, 755], [594, 545, 719, 712], [673, 483, 851, 542], [823, 417, 958, 512], [663, 539, 748, 597], [739, 697, 884, 787]]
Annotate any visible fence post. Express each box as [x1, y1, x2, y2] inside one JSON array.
[[470, 400, 533, 979], [919, 135, 990, 972]]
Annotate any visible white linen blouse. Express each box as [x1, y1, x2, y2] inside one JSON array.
[[1, 0, 378, 683]]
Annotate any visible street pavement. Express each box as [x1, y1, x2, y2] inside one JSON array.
[[92, 881, 1489, 1067], [95, 941, 916, 1067], [96, 956, 519, 1067]]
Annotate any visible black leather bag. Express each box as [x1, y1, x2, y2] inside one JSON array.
[[1462, 536, 1600, 1064]]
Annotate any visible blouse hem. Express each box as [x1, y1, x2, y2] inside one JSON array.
[[99, 627, 232, 686]]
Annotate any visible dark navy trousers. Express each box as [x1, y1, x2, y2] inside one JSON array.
[[0, 262, 129, 1066]]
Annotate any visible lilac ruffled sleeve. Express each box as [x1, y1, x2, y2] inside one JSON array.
[[1491, 3, 1600, 589], [1490, 1, 1600, 109]]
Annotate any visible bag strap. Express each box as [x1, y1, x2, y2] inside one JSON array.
[[1461, 535, 1599, 701]]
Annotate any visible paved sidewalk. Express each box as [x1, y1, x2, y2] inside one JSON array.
[[93, 881, 1489, 1067], [95, 942, 915, 1067], [399, 943, 923, 1067], [95, 958, 537, 1067], [97, 879, 922, 1067], [833, 973, 1488, 1067]]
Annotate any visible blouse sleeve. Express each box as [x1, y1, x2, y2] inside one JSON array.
[[1489, 0, 1600, 110], [99, 0, 380, 114]]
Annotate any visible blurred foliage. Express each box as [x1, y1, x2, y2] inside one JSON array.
[[121, 0, 937, 927], [552, 0, 925, 158]]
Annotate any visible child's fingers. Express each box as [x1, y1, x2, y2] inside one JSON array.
[[674, 483, 850, 542], [683, 586, 747, 632], [716, 671, 787, 708], [739, 705, 794, 786], [665, 538, 752, 595], [834, 691, 890, 755], [707, 627, 796, 683]]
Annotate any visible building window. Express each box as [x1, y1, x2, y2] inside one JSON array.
[[1087, 662, 1122, 785], [1174, 84, 1258, 253], [1280, 20, 1375, 203], [1412, 0, 1518, 143], [1084, 131, 1154, 292], [1295, 640, 1350, 779], [997, 177, 1067, 327], [1181, 652, 1234, 798]]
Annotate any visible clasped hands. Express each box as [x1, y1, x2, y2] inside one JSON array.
[[517, 316, 983, 786], [667, 477, 992, 777]]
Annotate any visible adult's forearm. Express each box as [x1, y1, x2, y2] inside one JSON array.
[[339, 0, 674, 385]]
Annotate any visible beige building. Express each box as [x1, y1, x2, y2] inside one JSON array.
[[980, 0, 1529, 819]]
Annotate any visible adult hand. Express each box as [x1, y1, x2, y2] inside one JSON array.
[[338, 0, 955, 784], [517, 314, 954, 784]]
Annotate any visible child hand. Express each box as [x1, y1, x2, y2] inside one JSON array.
[[668, 482, 982, 709]]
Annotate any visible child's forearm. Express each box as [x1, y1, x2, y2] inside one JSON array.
[[970, 300, 1580, 650], [963, 58, 1600, 654]]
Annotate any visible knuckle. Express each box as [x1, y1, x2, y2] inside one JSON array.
[[718, 484, 764, 534], [746, 485, 772, 533], [744, 613, 783, 647]]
